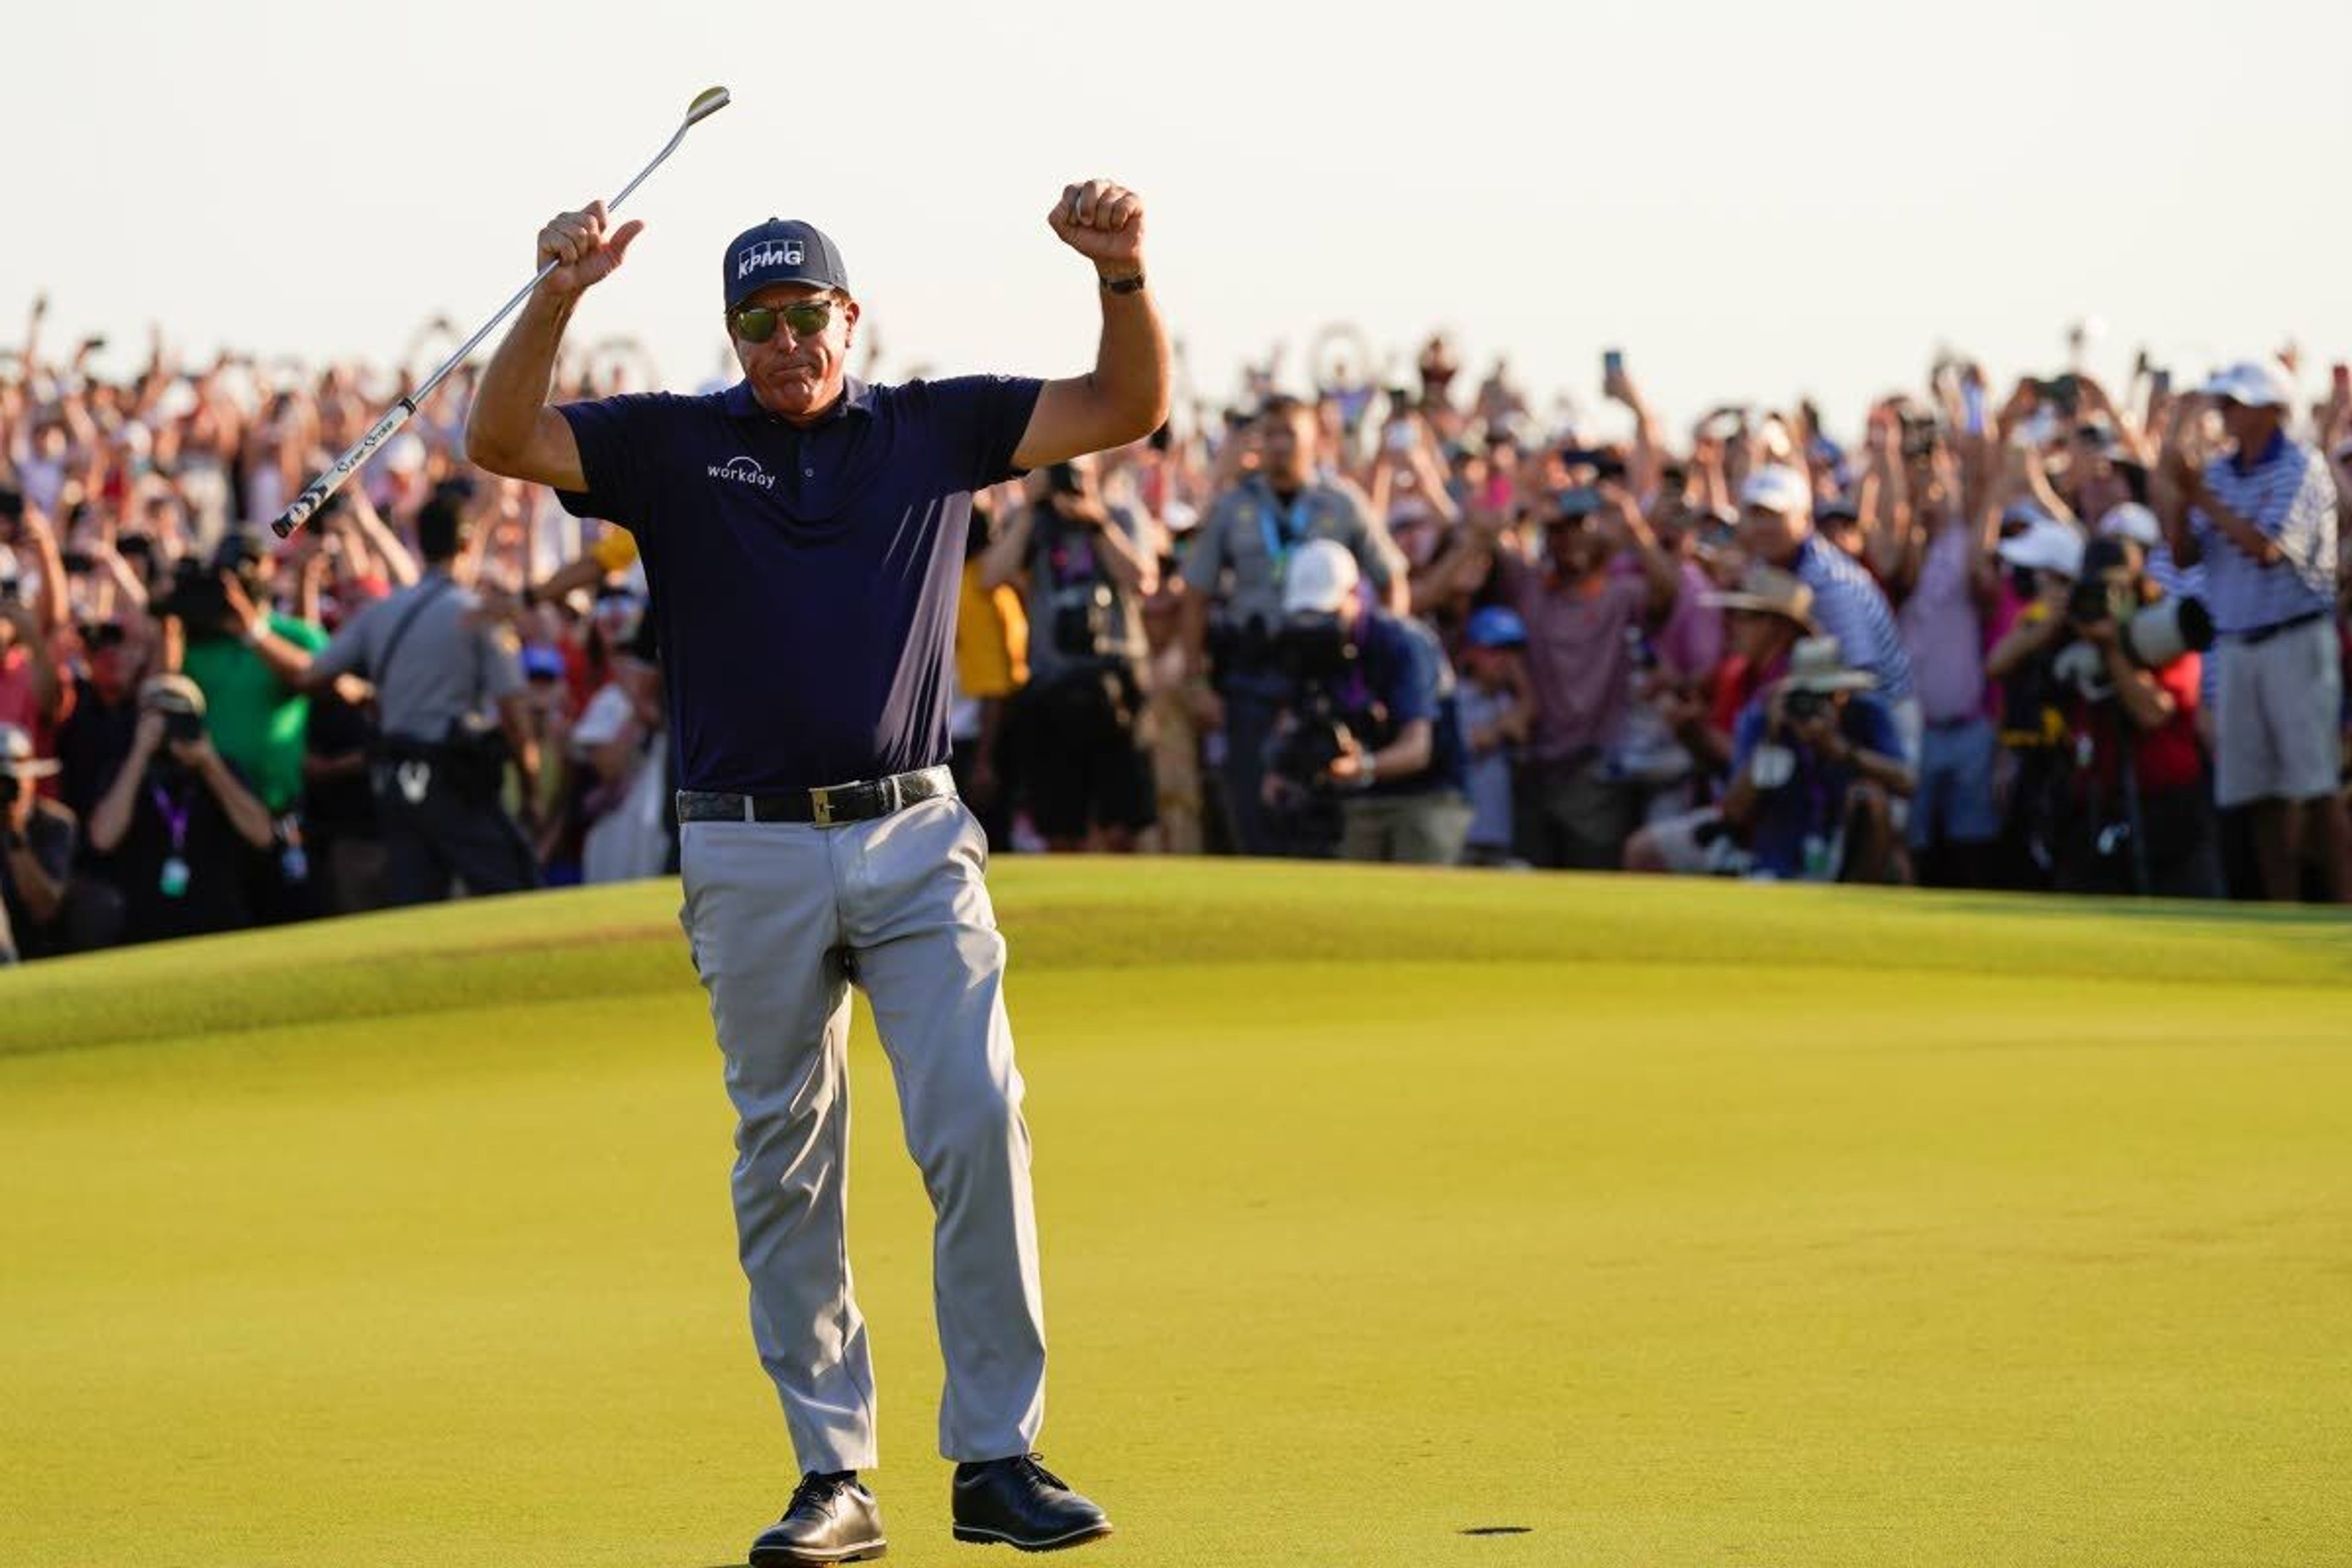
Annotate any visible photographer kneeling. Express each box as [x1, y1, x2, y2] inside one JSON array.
[[982, 456, 1158, 853], [2046, 535, 2220, 897], [1722, 636, 1915, 883], [1261, 538, 1471, 864]]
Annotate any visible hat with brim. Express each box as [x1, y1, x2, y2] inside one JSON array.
[[1281, 538, 1361, 616], [2201, 360, 2291, 410], [0, 722, 62, 778], [725, 218, 851, 312], [1702, 564, 1817, 633], [1739, 464, 1812, 518], [138, 673, 207, 718], [1997, 517, 2086, 579], [2097, 502, 2163, 548], [1781, 634, 1877, 695]]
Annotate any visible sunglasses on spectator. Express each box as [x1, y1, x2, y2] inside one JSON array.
[[728, 300, 837, 344], [83, 622, 130, 650]]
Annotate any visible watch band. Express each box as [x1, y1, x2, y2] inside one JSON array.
[[1099, 272, 1147, 295]]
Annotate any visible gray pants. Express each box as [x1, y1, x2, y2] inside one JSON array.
[[677, 788, 1044, 1472]]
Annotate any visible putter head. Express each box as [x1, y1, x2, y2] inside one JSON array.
[[686, 86, 731, 126]]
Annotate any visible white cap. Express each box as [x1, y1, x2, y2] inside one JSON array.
[[1281, 538, 1361, 616], [1997, 517, 2086, 579], [2097, 502, 2162, 548], [1739, 464, 1811, 518], [2201, 360, 2293, 410]]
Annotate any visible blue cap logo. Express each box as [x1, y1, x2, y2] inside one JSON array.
[[737, 238, 806, 280]]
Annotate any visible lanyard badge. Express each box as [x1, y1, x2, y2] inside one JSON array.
[[1257, 489, 1314, 588]]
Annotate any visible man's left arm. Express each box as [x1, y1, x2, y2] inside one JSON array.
[[1011, 180, 1171, 470], [2, 805, 71, 927]]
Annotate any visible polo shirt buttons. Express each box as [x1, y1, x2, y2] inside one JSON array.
[[802, 467, 814, 478]]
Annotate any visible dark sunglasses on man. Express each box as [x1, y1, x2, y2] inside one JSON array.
[[728, 298, 837, 345]]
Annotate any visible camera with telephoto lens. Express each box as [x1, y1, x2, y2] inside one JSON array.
[[1784, 687, 1832, 725], [1049, 581, 1118, 660], [1267, 614, 1395, 792]]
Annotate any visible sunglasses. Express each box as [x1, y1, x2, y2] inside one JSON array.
[[728, 298, 837, 345]]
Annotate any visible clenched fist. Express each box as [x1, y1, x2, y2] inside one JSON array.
[[1047, 179, 1145, 280], [535, 200, 646, 300]]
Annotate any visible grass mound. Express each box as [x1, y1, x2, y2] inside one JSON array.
[[4, 864, 2346, 1566]]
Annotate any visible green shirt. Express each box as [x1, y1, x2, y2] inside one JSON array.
[[181, 612, 329, 814]]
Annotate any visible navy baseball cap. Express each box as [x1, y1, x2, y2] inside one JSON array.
[[723, 219, 850, 311]]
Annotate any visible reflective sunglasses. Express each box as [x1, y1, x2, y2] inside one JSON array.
[[728, 299, 837, 344]]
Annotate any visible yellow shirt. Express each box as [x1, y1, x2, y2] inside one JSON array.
[[957, 559, 1028, 698], [587, 528, 639, 573]]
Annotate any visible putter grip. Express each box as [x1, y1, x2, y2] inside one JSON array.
[[270, 400, 416, 538]]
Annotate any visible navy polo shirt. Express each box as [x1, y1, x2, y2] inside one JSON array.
[[555, 374, 1041, 793], [1337, 609, 1468, 797]]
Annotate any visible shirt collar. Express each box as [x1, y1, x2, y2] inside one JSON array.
[[723, 375, 876, 426], [2232, 427, 2287, 473]]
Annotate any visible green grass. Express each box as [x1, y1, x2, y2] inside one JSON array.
[[4, 862, 2349, 1567]]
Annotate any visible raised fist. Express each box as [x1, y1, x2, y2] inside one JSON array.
[[1047, 179, 1145, 279], [535, 200, 646, 300]]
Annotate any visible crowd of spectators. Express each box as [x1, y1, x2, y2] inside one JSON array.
[[4, 295, 2348, 965]]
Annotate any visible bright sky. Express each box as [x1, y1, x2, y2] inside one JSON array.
[[10, 0, 2351, 439]]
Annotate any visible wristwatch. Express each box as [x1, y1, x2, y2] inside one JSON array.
[[1099, 271, 1147, 295]]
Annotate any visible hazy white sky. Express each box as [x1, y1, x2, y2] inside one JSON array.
[[9, 0, 2351, 437]]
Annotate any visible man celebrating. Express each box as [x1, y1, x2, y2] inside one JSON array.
[[465, 181, 1166, 1564], [2153, 362, 2346, 902]]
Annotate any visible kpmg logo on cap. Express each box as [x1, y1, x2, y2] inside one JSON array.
[[707, 454, 776, 489], [737, 238, 805, 280]]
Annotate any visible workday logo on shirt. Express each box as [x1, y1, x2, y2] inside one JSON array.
[[707, 454, 776, 489]]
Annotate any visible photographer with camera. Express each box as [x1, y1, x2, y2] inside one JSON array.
[[84, 675, 276, 944], [2046, 535, 2221, 897], [0, 722, 75, 963], [1259, 539, 1470, 864], [1181, 393, 1408, 855], [982, 454, 1158, 852], [164, 528, 331, 921], [1722, 635, 1915, 883]]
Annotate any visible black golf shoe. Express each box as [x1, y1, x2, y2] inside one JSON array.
[[749, 1470, 888, 1566], [950, 1453, 1112, 1552]]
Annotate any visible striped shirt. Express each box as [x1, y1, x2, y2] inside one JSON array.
[[1794, 535, 1915, 701], [2192, 433, 2338, 635]]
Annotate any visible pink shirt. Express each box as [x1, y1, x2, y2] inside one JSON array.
[[1899, 526, 1986, 725]]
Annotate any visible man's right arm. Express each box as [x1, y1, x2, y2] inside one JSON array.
[[464, 200, 644, 490]]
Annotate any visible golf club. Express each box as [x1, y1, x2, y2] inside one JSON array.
[[270, 85, 731, 539]]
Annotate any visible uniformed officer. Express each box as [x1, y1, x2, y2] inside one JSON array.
[[288, 496, 541, 905], [462, 179, 1167, 1566]]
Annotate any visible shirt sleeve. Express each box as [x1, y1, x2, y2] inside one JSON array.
[[270, 614, 330, 655], [555, 393, 683, 531], [477, 625, 526, 703], [307, 601, 377, 682], [1339, 490, 1404, 592], [1381, 619, 1442, 726], [922, 375, 1046, 491], [1180, 496, 1234, 594]]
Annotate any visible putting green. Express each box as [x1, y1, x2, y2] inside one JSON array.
[[4, 864, 2348, 1567]]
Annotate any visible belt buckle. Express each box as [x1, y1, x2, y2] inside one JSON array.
[[810, 786, 834, 827]]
